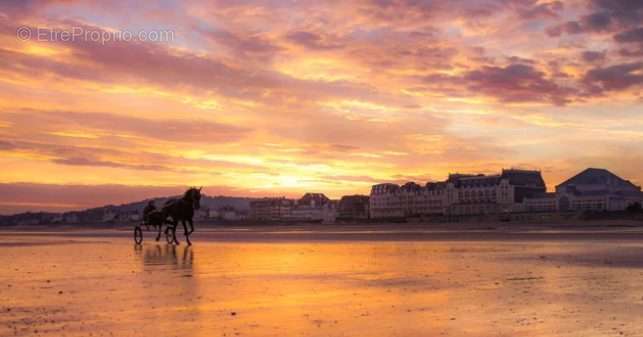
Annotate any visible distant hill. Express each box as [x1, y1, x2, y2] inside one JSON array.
[[0, 195, 254, 226]]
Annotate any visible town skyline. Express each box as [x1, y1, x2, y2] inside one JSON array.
[[1, 165, 640, 215], [1, 1, 642, 214]]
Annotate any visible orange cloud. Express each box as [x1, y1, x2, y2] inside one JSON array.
[[0, 0, 641, 213]]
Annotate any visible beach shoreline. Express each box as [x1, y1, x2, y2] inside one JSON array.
[[3, 221, 643, 243], [3, 226, 643, 337]]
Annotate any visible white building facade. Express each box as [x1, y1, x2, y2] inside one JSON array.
[[369, 169, 547, 219], [556, 168, 643, 212], [369, 183, 404, 219]]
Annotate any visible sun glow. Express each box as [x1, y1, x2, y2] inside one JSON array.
[[0, 0, 642, 213]]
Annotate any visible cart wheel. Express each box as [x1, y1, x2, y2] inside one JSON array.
[[134, 226, 143, 245]]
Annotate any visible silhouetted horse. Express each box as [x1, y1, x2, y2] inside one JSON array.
[[155, 187, 202, 245]]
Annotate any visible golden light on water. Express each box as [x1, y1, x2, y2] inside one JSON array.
[[3, 233, 643, 337]]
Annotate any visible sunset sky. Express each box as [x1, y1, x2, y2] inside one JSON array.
[[0, 0, 642, 214]]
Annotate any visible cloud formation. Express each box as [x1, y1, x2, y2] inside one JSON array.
[[2, 109, 250, 143], [0, 0, 642, 213], [465, 64, 575, 105], [583, 62, 643, 92]]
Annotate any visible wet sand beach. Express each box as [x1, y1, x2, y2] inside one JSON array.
[[2, 226, 643, 337]]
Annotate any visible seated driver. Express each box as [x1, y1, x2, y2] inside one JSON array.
[[143, 200, 156, 225]]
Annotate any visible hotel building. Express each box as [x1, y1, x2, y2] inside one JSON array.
[[369, 169, 547, 219], [337, 195, 370, 220], [249, 197, 295, 220], [250, 193, 336, 222], [369, 183, 405, 219]]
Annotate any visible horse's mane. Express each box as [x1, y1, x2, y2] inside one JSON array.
[[183, 187, 197, 200]]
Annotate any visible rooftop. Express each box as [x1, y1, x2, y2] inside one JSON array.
[[557, 168, 641, 190]]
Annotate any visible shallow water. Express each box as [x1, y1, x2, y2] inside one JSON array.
[[1, 231, 643, 337]]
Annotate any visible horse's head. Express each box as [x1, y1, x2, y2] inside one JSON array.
[[185, 187, 202, 210]]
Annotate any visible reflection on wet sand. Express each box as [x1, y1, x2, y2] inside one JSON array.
[[133, 244, 200, 337], [137, 244, 194, 270], [2, 232, 643, 337]]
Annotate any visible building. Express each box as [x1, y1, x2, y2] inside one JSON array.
[[321, 202, 337, 224], [249, 197, 294, 220], [556, 168, 643, 212], [523, 193, 557, 213], [102, 210, 117, 222], [417, 182, 448, 215], [369, 183, 404, 219], [447, 173, 505, 215], [208, 206, 245, 221], [447, 169, 546, 216], [290, 193, 334, 222], [218, 205, 245, 221], [400, 182, 423, 216], [337, 195, 370, 220], [249, 193, 336, 222], [207, 209, 220, 219], [369, 169, 547, 219], [63, 213, 79, 224], [17, 218, 40, 226]]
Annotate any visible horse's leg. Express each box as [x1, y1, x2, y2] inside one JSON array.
[[172, 220, 180, 245], [164, 218, 173, 237], [155, 219, 162, 241], [164, 221, 171, 236], [182, 219, 192, 246], [162, 219, 174, 244], [188, 218, 194, 235]]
